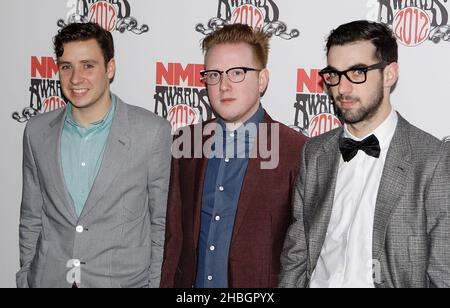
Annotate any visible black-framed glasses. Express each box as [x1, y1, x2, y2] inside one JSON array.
[[319, 62, 388, 87], [200, 67, 261, 85]]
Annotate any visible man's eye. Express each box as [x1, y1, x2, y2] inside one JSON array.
[[84, 64, 94, 69], [230, 70, 244, 77], [351, 69, 365, 76], [60, 65, 71, 70], [328, 72, 339, 78]]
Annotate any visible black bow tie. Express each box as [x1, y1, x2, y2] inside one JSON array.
[[339, 134, 381, 162]]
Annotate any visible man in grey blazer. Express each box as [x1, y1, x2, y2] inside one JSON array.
[[280, 20, 450, 288], [16, 22, 172, 288]]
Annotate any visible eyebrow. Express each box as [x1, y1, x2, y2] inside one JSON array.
[[57, 60, 99, 65], [324, 63, 371, 71]]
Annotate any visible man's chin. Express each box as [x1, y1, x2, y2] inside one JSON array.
[[340, 110, 364, 125], [69, 100, 93, 110], [214, 109, 239, 123]]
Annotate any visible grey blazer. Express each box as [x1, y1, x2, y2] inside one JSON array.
[[280, 114, 450, 288], [16, 96, 172, 288]]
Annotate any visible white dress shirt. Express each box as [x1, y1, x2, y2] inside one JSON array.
[[310, 108, 398, 288]]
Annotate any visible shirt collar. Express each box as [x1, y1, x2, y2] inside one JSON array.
[[65, 93, 117, 133], [344, 107, 398, 153], [218, 104, 265, 134], [213, 104, 265, 158]]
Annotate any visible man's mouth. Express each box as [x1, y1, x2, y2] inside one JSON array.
[[221, 98, 236, 104], [338, 99, 358, 109], [71, 89, 89, 96]]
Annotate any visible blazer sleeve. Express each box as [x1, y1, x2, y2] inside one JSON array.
[[279, 143, 309, 288], [16, 123, 44, 288], [426, 141, 450, 288], [160, 146, 183, 288], [147, 121, 172, 288]]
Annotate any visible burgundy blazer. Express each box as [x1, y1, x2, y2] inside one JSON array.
[[160, 112, 307, 288]]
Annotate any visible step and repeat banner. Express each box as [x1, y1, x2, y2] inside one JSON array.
[[1, 0, 449, 287]]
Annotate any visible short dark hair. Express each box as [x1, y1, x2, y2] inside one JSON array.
[[54, 22, 114, 65], [326, 20, 398, 64]]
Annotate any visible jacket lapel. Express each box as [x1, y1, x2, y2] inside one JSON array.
[[231, 112, 271, 239], [44, 108, 78, 222], [79, 99, 130, 221], [372, 114, 412, 260], [192, 122, 215, 249], [307, 129, 342, 272]]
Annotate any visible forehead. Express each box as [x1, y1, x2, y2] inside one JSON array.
[[327, 41, 377, 70], [59, 39, 104, 61], [205, 42, 256, 69]]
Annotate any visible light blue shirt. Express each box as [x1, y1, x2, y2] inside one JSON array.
[[61, 95, 116, 217]]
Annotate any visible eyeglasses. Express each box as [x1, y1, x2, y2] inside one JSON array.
[[318, 62, 387, 87], [200, 67, 261, 85]]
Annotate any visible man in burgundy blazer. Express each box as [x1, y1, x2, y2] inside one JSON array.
[[160, 24, 306, 288]]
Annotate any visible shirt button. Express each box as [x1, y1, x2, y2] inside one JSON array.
[[230, 132, 235, 138], [210, 245, 216, 251], [219, 186, 224, 192], [81, 162, 86, 167], [73, 259, 81, 267], [207, 275, 213, 281], [76, 226, 84, 233], [215, 216, 221, 221]]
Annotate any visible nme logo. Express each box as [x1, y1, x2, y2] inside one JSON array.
[[309, 113, 342, 138], [13, 56, 66, 123], [60, 0, 148, 35], [156, 62, 204, 88], [196, 0, 299, 40], [394, 7, 431, 46], [168, 105, 199, 133], [32, 56, 59, 79], [88, 1, 118, 32], [154, 62, 213, 133], [373, 0, 450, 45], [297, 68, 325, 94], [232, 4, 264, 30], [293, 68, 341, 137], [31, 56, 66, 113]]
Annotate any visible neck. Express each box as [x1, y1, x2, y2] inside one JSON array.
[[224, 103, 260, 132], [347, 101, 393, 139], [71, 92, 112, 127]]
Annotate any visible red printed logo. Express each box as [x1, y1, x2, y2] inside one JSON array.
[[88, 1, 118, 32], [293, 68, 341, 137], [168, 105, 200, 133], [394, 7, 431, 47], [309, 113, 342, 138], [232, 4, 264, 30], [43, 96, 66, 113], [154, 62, 213, 133]]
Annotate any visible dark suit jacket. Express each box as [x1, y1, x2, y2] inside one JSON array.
[[161, 112, 307, 288]]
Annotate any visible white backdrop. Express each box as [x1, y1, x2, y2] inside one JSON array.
[[1, 0, 449, 288]]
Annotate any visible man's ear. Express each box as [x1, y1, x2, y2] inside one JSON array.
[[384, 62, 399, 88], [259, 68, 270, 94], [107, 58, 116, 81]]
